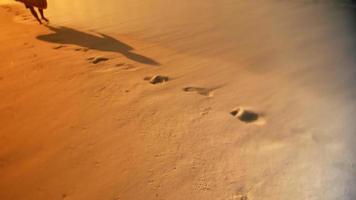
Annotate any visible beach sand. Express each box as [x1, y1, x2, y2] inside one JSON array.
[[0, 3, 355, 200]]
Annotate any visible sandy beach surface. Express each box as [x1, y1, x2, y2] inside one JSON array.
[[0, 1, 355, 200]]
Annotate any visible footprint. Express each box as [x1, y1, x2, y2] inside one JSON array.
[[89, 56, 109, 64], [115, 63, 138, 71], [200, 107, 212, 116], [231, 107, 266, 125], [115, 63, 125, 67], [74, 47, 90, 52], [94, 63, 139, 73], [144, 75, 169, 84], [53, 45, 66, 50], [183, 87, 215, 97]]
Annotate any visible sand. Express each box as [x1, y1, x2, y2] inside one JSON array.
[[0, 3, 355, 200]]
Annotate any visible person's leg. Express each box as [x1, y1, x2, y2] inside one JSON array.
[[38, 8, 49, 22], [28, 6, 42, 24]]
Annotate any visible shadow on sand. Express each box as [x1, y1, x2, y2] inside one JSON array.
[[36, 26, 160, 65]]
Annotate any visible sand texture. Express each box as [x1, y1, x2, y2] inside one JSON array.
[[0, 2, 356, 200]]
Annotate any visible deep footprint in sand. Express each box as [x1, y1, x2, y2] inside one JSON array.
[[144, 75, 169, 84], [88, 56, 109, 64], [230, 107, 266, 125], [183, 87, 215, 97]]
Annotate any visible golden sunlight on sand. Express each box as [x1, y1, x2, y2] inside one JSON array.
[[0, 1, 355, 200]]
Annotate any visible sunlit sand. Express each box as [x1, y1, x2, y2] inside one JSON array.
[[0, 1, 355, 199]]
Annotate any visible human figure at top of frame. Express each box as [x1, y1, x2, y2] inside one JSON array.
[[15, 0, 49, 24]]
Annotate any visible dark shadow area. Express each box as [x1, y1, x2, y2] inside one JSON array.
[[37, 26, 160, 65], [230, 108, 259, 123]]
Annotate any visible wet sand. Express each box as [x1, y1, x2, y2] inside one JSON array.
[[0, 1, 356, 200]]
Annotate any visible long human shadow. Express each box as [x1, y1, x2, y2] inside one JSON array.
[[36, 26, 159, 65]]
